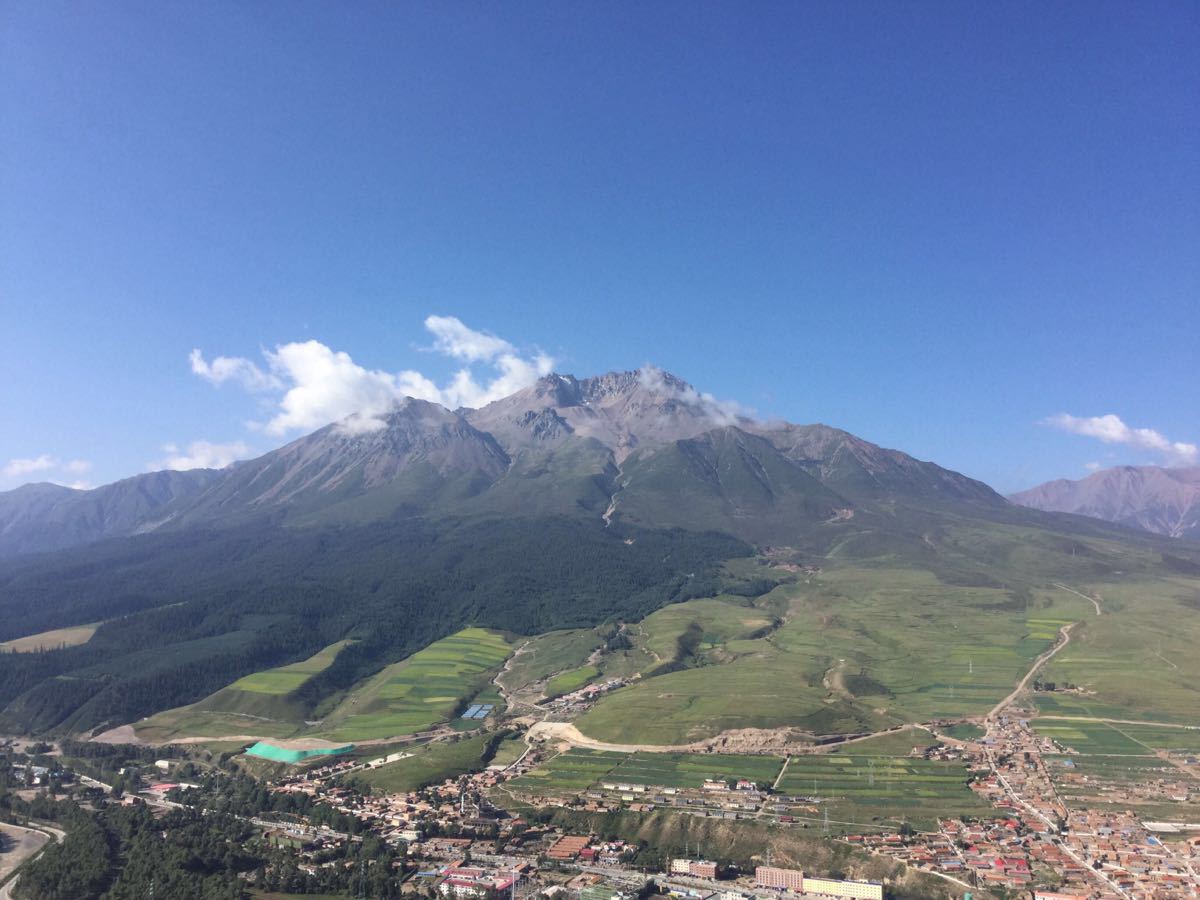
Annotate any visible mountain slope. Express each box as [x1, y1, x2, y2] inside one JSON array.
[[0, 469, 221, 557], [1011, 465, 1200, 539]]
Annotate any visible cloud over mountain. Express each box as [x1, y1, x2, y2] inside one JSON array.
[[191, 315, 555, 435]]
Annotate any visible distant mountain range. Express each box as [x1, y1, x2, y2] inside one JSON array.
[[1011, 465, 1200, 540], [0, 369, 1010, 557]]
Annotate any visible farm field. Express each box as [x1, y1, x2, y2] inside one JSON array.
[[775, 753, 992, 831], [576, 566, 1090, 745], [137, 640, 353, 741], [317, 628, 513, 741], [506, 747, 626, 795], [1034, 719, 1200, 756], [228, 641, 353, 694], [604, 752, 785, 789], [1037, 576, 1200, 724], [0, 622, 99, 652], [355, 733, 497, 794], [546, 664, 599, 697]]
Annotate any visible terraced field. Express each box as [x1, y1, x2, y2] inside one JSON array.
[[317, 628, 513, 741]]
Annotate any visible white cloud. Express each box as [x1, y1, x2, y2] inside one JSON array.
[[1084, 461, 1103, 473], [1042, 413, 1198, 465], [153, 440, 251, 471], [424, 315, 514, 362], [2, 456, 95, 487], [3, 455, 58, 478], [638, 365, 753, 425], [192, 316, 556, 435], [189, 348, 281, 392]]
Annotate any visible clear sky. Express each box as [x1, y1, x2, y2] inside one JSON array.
[[2, 2, 1197, 494]]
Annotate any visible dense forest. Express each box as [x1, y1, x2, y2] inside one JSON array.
[[0, 515, 747, 734]]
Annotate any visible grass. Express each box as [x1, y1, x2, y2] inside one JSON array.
[[576, 568, 1087, 745], [605, 752, 786, 788], [141, 629, 512, 744], [317, 628, 512, 741], [938, 723, 986, 742], [138, 640, 354, 741], [0, 622, 99, 653], [228, 641, 352, 694], [497, 629, 606, 694], [355, 733, 497, 794], [546, 664, 600, 697]]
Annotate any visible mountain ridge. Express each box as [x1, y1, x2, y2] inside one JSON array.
[[1011, 464, 1200, 539]]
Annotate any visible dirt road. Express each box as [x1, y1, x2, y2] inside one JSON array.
[[987, 622, 1075, 721]]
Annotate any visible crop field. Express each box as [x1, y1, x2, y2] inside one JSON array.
[[604, 752, 785, 788], [1034, 719, 1200, 756], [1037, 576, 1200, 724], [318, 628, 513, 741], [356, 733, 497, 794], [577, 567, 1089, 745], [137, 640, 353, 741], [228, 641, 352, 694], [0, 622, 99, 653], [546, 664, 600, 697], [507, 748, 627, 794], [776, 753, 991, 830]]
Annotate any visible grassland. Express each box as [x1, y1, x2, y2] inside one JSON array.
[[576, 569, 1092, 745], [497, 629, 606, 694], [0, 622, 99, 653], [355, 733, 497, 794], [317, 628, 512, 741], [1036, 575, 1200, 724]]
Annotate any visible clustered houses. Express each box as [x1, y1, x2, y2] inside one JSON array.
[[844, 713, 1200, 899], [542, 679, 629, 715], [255, 702, 1200, 899]]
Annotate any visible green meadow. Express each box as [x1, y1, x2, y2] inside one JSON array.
[[317, 628, 512, 741]]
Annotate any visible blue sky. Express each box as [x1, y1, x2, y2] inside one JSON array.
[[2, 2, 1196, 494]]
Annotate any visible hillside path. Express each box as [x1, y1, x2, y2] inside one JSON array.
[[1053, 583, 1103, 616], [987, 623, 1075, 722]]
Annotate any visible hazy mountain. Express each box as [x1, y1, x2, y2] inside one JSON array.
[[1011, 465, 1200, 539], [0, 469, 221, 557]]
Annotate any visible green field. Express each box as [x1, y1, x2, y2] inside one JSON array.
[[1036, 576, 1200, 724], [317, 628, 513, 741], [140, 629, 512, 744], [497, 629, 607, 694], [605, 752, 785, 788], [576, 568, 1089, 745], [229, 641, 353, 694], [1035, 718, 1200, 819], [546, 664, 600, 697], [507, 747, 627, 794], [356, 733, 498, 794], [138, 640, 353, 741], [776, 753, 991, 830]]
